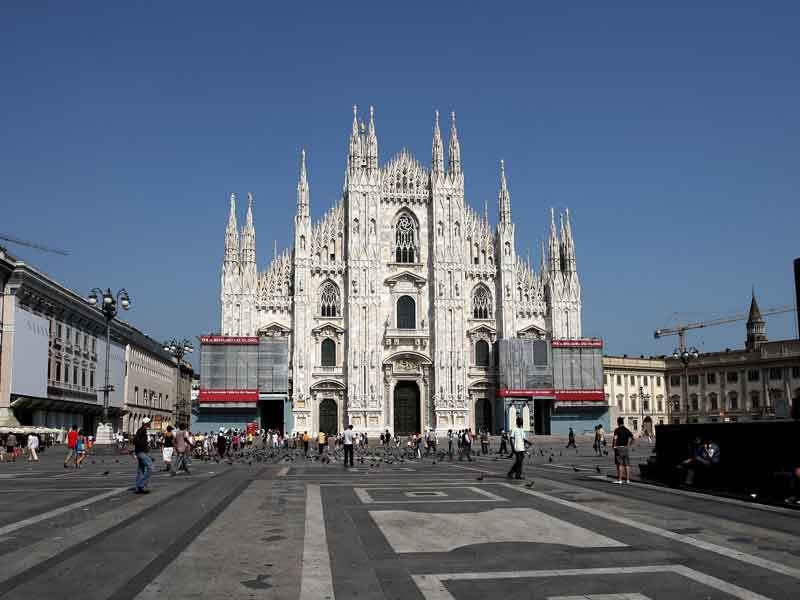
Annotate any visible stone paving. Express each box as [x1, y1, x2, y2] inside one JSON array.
[[0, 442, 799, 599]]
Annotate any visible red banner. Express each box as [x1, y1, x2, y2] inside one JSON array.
[[496, 388, 606, 402], [198, 389, 259, 402], [199, 336, 260, 345], [551, 339, 603, 348]]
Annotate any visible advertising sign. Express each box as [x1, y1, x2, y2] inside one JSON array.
[[11, 302, 49, 398], [198, 389, 259, 402]]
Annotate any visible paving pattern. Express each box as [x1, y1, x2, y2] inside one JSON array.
[[0, 443, 799, 599]]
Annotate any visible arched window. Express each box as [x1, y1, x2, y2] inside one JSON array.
[[397, 295, 416, 329], [475, 339, 490, 367], [320, 281, 340, 317], [472, 285, 492, 319], [395, 213, 418, 263], [321, 338, 336, 367], [708, 393, 718, 411], [728, 391, 739, 410]]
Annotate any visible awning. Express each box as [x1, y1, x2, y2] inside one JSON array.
[[10, 396, 127, 417]]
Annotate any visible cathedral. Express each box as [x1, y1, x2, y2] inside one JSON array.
[[219, 107, 582, 436]]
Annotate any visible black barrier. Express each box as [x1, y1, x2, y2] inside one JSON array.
[[641, 421, 800, 500]]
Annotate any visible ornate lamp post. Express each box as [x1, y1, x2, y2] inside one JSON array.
[[86, 287, 130, 443], [673, 346, 700, 423], [163, 338, 194, 428]]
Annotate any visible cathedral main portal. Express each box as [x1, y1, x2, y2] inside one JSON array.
[[393, 381, 421, 436]]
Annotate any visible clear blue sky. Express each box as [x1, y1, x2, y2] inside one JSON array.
[[3, 1, 799, 367]]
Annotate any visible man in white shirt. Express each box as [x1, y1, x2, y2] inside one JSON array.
[[507, 416, 531, 480], [27, 433, 39, 462], [342, 424, 355, 468]]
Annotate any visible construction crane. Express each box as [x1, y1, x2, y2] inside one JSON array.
[[0, 233, 69, 256], [654, 305, 796, 351]]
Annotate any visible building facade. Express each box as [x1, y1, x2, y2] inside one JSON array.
[[603, 355, 668, 434], [0, 255, 188, 433], [217, 107, 587, 435], [664, 295, 800, 423]]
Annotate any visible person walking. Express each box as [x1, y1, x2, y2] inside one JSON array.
[[302, 431, 310, 455], [134, 418, 153, 494], [5, 432, 18, 462], [498, 430, 509, 456], [174, 424, 192, 475], [162, 426, 175, 472], [461, 428, 475, 462], [216, 428, 228, 459], [27, 432, 39, 462], [75, 430, 87, 467], [317, 430, 326, 455], [480, 429, 490, 455], [612, 417, 634, 484], [342, 424, 355, 468], [507, 416, 531, 480], [566, 427, 577, 449], [64, 425, 78, 468]]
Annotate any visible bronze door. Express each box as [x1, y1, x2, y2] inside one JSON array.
[[319, 398, 338, 435], [393, 381, 420, 435]]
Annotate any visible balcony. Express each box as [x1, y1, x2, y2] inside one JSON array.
[[383, 328, 430, 349], [313, 366, 344, 377]]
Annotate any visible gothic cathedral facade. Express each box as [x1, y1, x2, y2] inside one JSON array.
[[220, 107, 582, 435]]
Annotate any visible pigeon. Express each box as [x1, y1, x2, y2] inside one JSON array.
[[477, 474, 484, 481], [525, 481, 534, 488], [102, 470, 110, 476], [548, 456, 553, 463], [432, 461, 436, 465], [595, 466, 602, 474], [572, 466, 580, 472]]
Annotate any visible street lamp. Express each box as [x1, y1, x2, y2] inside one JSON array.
[[86, 287, 131, 443], [163, 338, 194, 427], [673, 346, 700, 424], [639, 385, 651, 435]]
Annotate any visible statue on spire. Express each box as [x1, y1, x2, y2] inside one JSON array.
[[498, 159, 511, 224]]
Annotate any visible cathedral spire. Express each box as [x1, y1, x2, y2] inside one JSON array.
[[297, 148, 310, 218], [562, 207, 576, 271], [447, 111, 462, 176], [366, 105, 378, 171], [431, 110, 444, 174], [483, 199, 489, 227], [548, 207, 560, 272], [498, 159, 511, 224], [348, 105, 362, 173]]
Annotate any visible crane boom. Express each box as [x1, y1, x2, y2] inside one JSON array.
[[654, 305, 796, 350], [0, 233, 69, 256]]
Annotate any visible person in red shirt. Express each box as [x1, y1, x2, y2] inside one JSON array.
[[64, 425, 79, 468]]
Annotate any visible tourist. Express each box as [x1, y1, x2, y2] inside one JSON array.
[[174, 424, 192, 475], [303, 431, 309, 454], [75, 430, 87, 467], [343, 424, 355, 468], [507, 416, 531, 480], [134, 417, 153, 494], [27, 432, 39, 462], [216, 428, 228, 458], [64, 425, 78, 468], [612, 417, 634, 484], [566, 427, 577, 449], [461, 428, 474, 462], [5, 432, 18, 462], [498, 430, 509, 456], [480, 428, 489, 455], [447, 429, 454, 457], [162, 426, 175, 472], [317, 430, 326, 455]]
